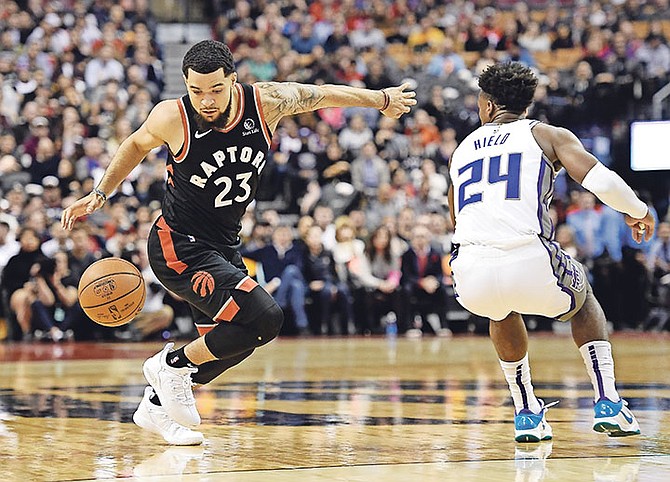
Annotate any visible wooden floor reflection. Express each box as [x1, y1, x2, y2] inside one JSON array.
[[2, 334, 670, 481]]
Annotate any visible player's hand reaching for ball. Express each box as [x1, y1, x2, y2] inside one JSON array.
[[380, 83, 417, 119], [61, 190, 106, 230], [624, 210, 655, 244]]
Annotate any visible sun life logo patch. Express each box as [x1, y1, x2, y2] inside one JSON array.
[[242, 118, 259, 136]]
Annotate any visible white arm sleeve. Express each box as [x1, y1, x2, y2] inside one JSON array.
[[580, 162, 648, 219]]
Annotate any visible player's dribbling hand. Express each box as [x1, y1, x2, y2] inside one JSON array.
[[381, 83, 417, 119], [624, 210, 655, 243], [61, 192, 105, 230]]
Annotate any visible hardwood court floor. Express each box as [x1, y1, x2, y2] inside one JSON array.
[[2, 334, 670, 481]]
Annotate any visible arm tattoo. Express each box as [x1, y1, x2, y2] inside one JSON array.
[[258, 82, 326, 119]]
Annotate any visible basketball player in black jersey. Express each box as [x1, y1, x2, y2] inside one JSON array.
[[61, 40, 416, 445]]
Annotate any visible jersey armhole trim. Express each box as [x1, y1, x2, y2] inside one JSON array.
[[252, 84, 272, 148], [173, 98, 190, 162], [541, 153, 559, 173], [529, 120, 559, 171]]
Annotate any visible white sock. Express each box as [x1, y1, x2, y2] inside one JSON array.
[[579, 341, 620, 403], [499, 354, 542, 414]]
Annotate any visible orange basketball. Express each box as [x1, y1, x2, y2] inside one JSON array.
[[78, 257, 146, 327]]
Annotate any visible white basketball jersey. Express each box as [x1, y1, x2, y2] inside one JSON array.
[[450, 119, 556, 246]]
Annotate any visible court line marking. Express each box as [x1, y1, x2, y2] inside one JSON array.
[[55, 453, 670, 482]]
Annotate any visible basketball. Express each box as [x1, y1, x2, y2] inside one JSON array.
[[78, 257, 146, 327]]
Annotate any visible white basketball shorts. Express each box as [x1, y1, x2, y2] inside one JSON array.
[[450, 236, 588, 322]]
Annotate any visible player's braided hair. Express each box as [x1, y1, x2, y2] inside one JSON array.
[[478, 62, 538, 114], [182, 40, 235, 77]]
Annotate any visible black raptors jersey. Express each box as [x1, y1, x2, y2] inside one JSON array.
[[162, 83, 272, 246]]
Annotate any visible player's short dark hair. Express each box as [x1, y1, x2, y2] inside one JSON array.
[[182, 40, 235, 77], [478, 62, 538, 114]]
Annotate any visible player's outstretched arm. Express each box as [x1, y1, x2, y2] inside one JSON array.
[[624, 211, 655, 243], [256, 81, 417, 131], [61, 101, 178, 230], [533, 123, 654, 243]]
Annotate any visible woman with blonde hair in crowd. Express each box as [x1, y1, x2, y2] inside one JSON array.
[[332, 216, 366, 333]]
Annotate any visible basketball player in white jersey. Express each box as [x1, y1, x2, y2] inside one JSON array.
[[448, 62, 655, 443]]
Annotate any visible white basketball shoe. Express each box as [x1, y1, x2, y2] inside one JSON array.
[[142, 343, 201, 428], [133, 387, 205, 445], [133, 386, 204, 446]]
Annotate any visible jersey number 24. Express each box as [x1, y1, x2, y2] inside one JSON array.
[[457, 153, 521, 212]]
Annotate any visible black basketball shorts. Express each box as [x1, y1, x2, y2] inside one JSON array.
[[147, 216, 259, 333]]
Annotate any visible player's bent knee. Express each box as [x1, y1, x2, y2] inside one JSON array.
[[204, 304, 282, 358], [238, 291, 283, 347], [203, 288, 283, 358], [256, 302, 283, 346], [232, 287, 284, 344]]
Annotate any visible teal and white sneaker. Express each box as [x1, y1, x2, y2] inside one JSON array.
[[593, 398, 640, 437], [514, 400, 558, 443]]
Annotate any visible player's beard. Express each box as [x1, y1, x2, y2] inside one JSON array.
[[194, 90, 233, 131]]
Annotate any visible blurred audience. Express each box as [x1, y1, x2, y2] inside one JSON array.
[[302, 224, 352, 335], [1, 0, 669, 341], [401, 224, 451, 337]]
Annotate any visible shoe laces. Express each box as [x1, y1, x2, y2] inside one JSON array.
[[515, 400, 559, 431], [516, 400, 559, 417], [167, 366, 198, 406]]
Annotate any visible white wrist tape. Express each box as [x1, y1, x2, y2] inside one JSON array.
[[581, 162, 648, 219]]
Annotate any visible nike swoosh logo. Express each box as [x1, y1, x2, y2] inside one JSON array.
[[194, 129, 212, 139], [622, 411, 634, 424]]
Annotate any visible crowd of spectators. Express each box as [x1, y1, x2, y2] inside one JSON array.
[[1, 0, 670, 343]]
